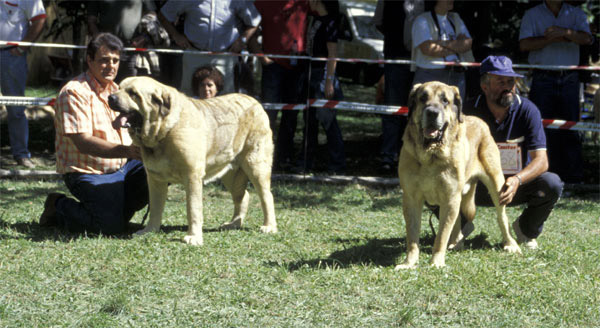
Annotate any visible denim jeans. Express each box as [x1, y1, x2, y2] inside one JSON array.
[[1, 49, 30, 160], [297, 66, 346, 173], [55, 160, 149, 235], [380, 64, 412, 164], [261, 62, 306, 166], [529, 71, 583, 183], [474, 172, 563, 239]]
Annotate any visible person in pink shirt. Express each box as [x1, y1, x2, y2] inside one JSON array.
[[39, 33, 148, 235]]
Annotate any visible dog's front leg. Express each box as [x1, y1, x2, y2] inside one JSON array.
[[395, 195, 423, 270], [431, 199, 461, 268], [183, 176, 204, 246], [136, 176, 167, 235]]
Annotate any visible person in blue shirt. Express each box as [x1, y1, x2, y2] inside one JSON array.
[[461, 56, 563, 250], [519, 0, 593, 183]]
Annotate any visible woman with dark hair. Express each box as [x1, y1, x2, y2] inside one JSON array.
[[191, 65, 225, 99], [295, 0, 346, 175]]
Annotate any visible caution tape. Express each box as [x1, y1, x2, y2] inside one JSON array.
[[0, 96, 55, 106], [4, 95, 597, 132], [3, 40, 600, 71]]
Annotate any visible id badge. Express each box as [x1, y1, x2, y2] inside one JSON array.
[[497, 142, 522, 175]]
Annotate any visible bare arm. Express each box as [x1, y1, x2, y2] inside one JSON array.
[[229, 26, 259, 53], [417, 34, 472, 58], [69, 133, 141, 160], [520, 26, 592, 52], [12, 17, 46, 56], [324, 41, 338, 99], [158, 11, 190, 49], [499, 150, 548, 205]]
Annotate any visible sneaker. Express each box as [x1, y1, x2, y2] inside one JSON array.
[[39, 193, 65, 226], [16, 157, 35, 168], [512, 219, 538, 249]]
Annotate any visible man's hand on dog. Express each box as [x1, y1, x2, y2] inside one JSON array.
[[499, 176, 520, 205]]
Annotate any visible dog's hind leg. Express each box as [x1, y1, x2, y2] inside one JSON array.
[[241, 159, 277, 234], [220, 168, 250, 230], [449, 183, 477, 250]]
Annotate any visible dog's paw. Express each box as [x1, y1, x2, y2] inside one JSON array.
[[503, 243, 522, 254], [259, 225, 278, 233], [430, 256, 446, 268], [394, 262, 417, 270], [219, 218, 243, 230], [183, 234, 203, 246]]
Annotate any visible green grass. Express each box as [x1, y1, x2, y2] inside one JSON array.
[[1, 179, 599, 327]]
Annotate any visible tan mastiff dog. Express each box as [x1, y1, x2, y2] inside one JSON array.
[[396, 81, 521, 269], [108, 76, 277, 245]]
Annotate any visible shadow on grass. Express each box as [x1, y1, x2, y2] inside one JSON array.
[[274, 233, 498, 271], [0, 220, 236, 243]]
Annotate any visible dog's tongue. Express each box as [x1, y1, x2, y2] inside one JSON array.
[[424, 127, 439, 139], [112, 114, 130, 130]]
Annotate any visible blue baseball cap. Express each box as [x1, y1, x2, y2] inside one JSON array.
[[480, 56, 523, 78]]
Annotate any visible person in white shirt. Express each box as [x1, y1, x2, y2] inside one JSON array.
[[410, 0, 473, 100], [0, 0, 46, 168]]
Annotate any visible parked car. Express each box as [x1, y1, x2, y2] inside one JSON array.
[[336, 0, 384, 86]]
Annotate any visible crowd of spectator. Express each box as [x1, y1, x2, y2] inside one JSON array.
[[0, 0, 594, 246], [2, 0, 596, 183]]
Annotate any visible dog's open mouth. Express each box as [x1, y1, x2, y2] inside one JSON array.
[[112, 111, 143, 131], [422, 123, 448, 145]]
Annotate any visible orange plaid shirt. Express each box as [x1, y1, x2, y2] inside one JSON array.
[[54, 72, 132, 174]]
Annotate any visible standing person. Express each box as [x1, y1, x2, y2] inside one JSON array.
[[158, 0, 261, 96], [374, 0, 422, 173], [39, 33, 148, 235], [0, 0, 46, 168], [86, 0, 158, 82], [410, 0, 473, 101], [251, 0, 310, 172], [191, 65, 224, 99], [462, 56, 563, 249], [519, 0, 593, 184], [295, 0, 346, 175]]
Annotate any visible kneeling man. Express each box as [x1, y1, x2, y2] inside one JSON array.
[[462, 55, 563, 249], [39, 33, 148, 234]]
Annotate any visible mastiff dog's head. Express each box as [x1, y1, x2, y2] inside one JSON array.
[[109, 76, 181, 148], [407, 81, 463, 148]]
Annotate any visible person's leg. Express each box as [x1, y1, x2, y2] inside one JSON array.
[[475, 172, 563, 238], [1, 50, 31, 160], [529, 74, 565, 179], [261, 63, 283, 133], [380, 64, 411, 168], [558, 72, 584, 183], [511, 172, 563, 239], [276, 66, 304, 167], [56, 170, 129, 235]]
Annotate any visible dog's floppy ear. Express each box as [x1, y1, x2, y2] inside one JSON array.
[[452, 86, 463, 123], [152, 91, 171, 117], [407, 83, 422, 119]]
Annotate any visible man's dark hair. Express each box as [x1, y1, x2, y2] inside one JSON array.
[[86, 33, 123, 60]]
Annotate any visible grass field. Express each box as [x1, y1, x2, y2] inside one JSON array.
[[1, 179, 599, 327]]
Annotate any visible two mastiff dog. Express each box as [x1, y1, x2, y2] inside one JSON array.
[[109, 77, 519, 268]]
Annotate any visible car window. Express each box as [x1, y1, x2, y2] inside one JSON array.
[[353, 14, 383, 40]]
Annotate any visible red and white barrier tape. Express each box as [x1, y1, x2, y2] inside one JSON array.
[[2, 95, 598, 132], [2, 40, 600, 71]]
